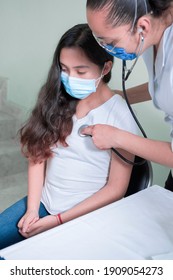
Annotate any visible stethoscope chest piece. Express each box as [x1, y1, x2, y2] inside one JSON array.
[[78, 124, 89, 137]]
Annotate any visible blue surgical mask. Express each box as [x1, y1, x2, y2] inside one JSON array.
[[104, 44, 137, 60], [61, 71, 103, 99]]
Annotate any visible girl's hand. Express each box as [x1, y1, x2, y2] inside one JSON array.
[[18, 210, 39, 233], [82, 124, 119, 150], [19, 215, 58, 238]]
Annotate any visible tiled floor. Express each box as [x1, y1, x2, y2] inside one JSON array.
[[0, 172, 27, 213]]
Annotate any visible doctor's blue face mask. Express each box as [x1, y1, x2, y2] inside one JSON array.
[[92, 28, 145, 61], [102, 44, 137, 60], [92, 33, 137, 61], [61, 71, 104, 99]]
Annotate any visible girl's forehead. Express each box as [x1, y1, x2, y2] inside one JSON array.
[[60, 47, 87, 61], [60, 48, 94, 68]]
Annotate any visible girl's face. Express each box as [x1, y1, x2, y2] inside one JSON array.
[[59, 47, 103, 79], [86, 8, 144, 55]]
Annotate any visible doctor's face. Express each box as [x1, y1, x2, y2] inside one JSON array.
[[86, 8, 140, 54]]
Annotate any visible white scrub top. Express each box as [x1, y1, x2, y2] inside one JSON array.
[[143, 23, 173, 167]]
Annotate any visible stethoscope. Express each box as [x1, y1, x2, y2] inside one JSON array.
[[78, 35, 147, 166], [111, 59, 147, 166]]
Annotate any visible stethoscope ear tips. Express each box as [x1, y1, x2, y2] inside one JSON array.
[[138, 27, 144, 33], [78, 124, 90, 137]]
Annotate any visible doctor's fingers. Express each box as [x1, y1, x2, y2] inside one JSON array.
[[81, 124, 95, 136], [83, 124, 113, 150]]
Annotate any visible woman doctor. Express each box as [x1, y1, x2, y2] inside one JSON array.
[[84, 0, 173, 190]]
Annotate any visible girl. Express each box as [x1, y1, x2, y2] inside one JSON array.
[[0, 24, 138, 249], [85, 0, 173, 189]]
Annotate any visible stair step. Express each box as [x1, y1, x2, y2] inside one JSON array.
[[0, 140, 28, 177], [0, 111, 18, 140], [0, 172, 28, 213]]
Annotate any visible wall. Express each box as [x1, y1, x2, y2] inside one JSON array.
[[0, 0, 87, 110], [0, 0, 170, 185]]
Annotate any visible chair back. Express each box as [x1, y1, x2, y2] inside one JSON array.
[[125, 156, 153, 197]]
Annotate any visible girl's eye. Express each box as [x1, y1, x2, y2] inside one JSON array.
[[78, 72, 86, 75]]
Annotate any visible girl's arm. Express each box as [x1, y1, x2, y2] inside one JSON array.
[[27, 160, 45, 212], [60, 150, 134, 223], [20, 150, 134, 238], [18, 160, 45, 233]]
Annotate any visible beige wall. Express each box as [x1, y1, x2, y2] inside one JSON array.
[[0, 0, 170, 185], [0, 0, 87, 109]]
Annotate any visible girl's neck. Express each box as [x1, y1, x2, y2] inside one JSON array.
[[76, 83, 114, 119]]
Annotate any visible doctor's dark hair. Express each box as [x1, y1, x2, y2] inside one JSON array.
[[19, 23, 113, 163], [86, 0, 173, 27]]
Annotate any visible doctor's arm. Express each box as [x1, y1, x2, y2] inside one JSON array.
[[83, 124, 173, 168], [115, 82, 151, 104]]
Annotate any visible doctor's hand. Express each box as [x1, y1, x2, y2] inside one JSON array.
[[18, 215, 58, 238], [82, 124, 119, 150]]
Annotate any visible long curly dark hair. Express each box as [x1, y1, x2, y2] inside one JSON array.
[[19, 23, 114, 163]]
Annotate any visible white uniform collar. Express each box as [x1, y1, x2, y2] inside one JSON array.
[[154, 24, 172, 80], [142, 24, 173, 97]]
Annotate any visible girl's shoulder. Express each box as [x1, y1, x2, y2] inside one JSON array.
[[108, 92, 128, 107]]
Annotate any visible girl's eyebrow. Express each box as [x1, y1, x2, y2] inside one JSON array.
[[74, 65, 90, 69], [60, 63, 89, 69]]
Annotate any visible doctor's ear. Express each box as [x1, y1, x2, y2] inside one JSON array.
[[136, 16, 151, 36], [103, 61, 113, 75]]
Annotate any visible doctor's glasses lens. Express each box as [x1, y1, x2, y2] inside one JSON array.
[[92, 33, 116, 54], [92, 33, 106, 47]]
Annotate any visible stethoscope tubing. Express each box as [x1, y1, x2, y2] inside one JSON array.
[[110, 60, 147, 166]]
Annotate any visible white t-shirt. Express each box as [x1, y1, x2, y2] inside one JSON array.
[[143, 23, 173, 175], [41, 94, 138, 214]]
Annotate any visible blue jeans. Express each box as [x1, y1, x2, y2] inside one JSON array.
[[0, 197, 49, 250]]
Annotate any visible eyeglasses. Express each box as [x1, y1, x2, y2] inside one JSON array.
[[92, 30, 134, 56], [92, 32, 118, 55]]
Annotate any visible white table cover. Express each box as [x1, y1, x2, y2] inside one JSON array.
[[0, 185, 173, 260]]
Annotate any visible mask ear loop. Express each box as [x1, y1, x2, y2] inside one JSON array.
[[95, 64, 105, 88]]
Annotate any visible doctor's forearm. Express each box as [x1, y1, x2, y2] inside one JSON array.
[[116, 130, 173, 168]]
